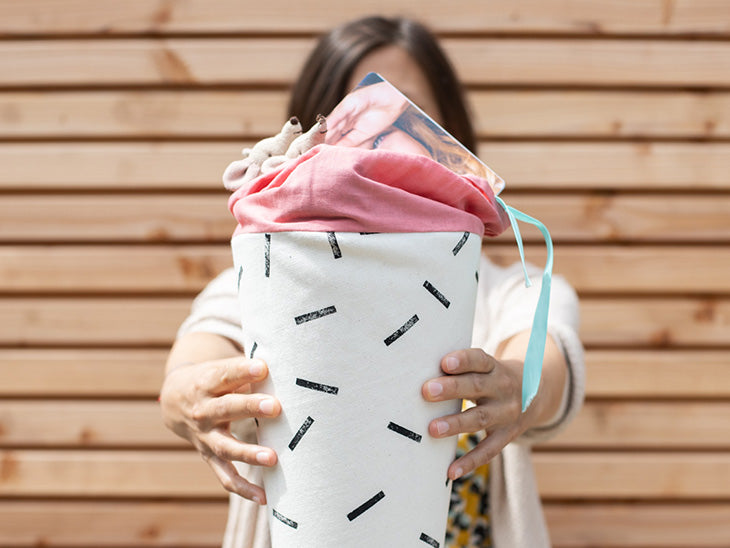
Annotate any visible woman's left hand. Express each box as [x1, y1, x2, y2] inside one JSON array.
[[422, 348, 530, 480]]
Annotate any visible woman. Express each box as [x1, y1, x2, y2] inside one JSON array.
[[160, 16, 584, 547]]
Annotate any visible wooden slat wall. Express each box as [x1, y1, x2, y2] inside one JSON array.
[[1, 1, 728, 546]]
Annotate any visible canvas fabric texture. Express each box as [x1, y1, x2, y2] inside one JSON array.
[[231, 230, 482, 546]]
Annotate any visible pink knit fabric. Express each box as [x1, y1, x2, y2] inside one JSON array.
[[228, 144, 509, 237]]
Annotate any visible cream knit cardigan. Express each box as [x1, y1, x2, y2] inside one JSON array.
[[177, 254, 585, 548]]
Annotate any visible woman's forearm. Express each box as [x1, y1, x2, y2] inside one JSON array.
[[495, 330, 568, 429]]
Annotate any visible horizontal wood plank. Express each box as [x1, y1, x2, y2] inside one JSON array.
[[585, 349, 730, 398], [2, 244, 728, 294], [1, 142, 727, 190], [3, 90, 730, 139], [542, 401, 730, 450], [3, 348, 728, 399], [3, 296, 729, 347], [2, 400, 728, 450], [546, 502, 730, 548], [2, 38, 729, 88], [1, 193, 728, 244], [0, 449, 727, 499], [0, 500, 227, 547], [1, 0, 728, 36], [0, 348, 166, 397], [1, 500, 727, 547]]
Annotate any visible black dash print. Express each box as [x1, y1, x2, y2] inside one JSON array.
[[254, 417, 259, 427], [384, 314, 419, 346], [347, 491, 385, 521], [475, 270, 479, 282], [296, 378, 339, 395], [272, 508, 298, 529], [420, 532, 440, 547], [294, 305, 337, 325], [264, 233, 271, 277], [359, 232, 378, 235], [237, 266, 243, 289], [423, 280, 450, 308], [387, 421, 422, 443], [249, 341, 258, 359], [288, 416, 314, 451], [327, 232, 342, 259], [452, 232, 470, 256]]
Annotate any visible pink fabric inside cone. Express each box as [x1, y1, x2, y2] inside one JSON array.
[[228, 144, 509, 237]]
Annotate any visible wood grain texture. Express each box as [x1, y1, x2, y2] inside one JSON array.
[[3, 348, 727, 399], [2, 501, 727, 548], [2, 90, 729, 138], [3, 297, 729, 347], [0, 449, 727, 499], [2, 244, 728, 294], [1, 0, 729, 36], [2, 400, 727, 450], [2, 142, 728, 190], [2, 193, 728, 244], [1, 39, 729, 87]]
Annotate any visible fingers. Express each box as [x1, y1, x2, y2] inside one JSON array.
[[192, 392, 281, 426], [200, 357, 269, 396], [205, 452, 268, 504], [422, 350, 516, 404], [440, 348, 499, 376], [446, 430, 512, 481], [201, 428, 278, 467]]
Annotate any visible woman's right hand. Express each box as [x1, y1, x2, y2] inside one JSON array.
[[159, 354, 281, 504]]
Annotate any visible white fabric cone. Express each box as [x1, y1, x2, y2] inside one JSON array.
[[232, 230, 481, 548]]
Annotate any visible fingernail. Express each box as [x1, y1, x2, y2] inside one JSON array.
[[249, 360, 264, 376], [452, 466, 464, 480], [256, 451, 270, 465], [444, 357, 459, 373], [427, 381, 443, 398], [253, 495, 263, 505], [259, 398, 275, 415], [435, 420, 449, 435]]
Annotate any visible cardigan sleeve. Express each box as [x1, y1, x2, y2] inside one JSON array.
[[471, 255, 585, 445], [176, 266, 246, 348]]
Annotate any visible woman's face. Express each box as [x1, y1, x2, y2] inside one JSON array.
[[346, 45, 442, 126]]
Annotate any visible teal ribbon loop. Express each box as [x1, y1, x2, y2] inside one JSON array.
[[496, 197, 554, 412]]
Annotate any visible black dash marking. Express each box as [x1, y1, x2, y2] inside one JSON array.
[[445, 476, 450, 487], [296, 378, 339, 395], [384, 314, 419, 346], [475, 270, 479, 282], [237, 266, 243, 289], [294, 305, 337, 325], [249, 341, 258, 358], [452, 232, 470, 256], [423, 280, 450, 308], [264, 234, 271, 277], [359, 232, 378, 235], [387, 421, 422, 443], [272, 509, 298, 529], [347, 491, 385, 521], [327, 232, 342, 259], [254, 417, 259, 427], [419, 532, 440, 547], [288, 416, 314, 450]]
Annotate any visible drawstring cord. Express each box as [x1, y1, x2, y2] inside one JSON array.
[[496, 197, 554, 412]]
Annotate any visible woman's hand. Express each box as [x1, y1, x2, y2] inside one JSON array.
[[160, 333, 281, 504], [422, 331, 567, 480]]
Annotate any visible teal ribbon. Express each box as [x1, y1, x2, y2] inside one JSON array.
[[496, 197, 554, 412]]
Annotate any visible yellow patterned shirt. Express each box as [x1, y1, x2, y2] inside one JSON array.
[[444, 431, 492, 547]]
